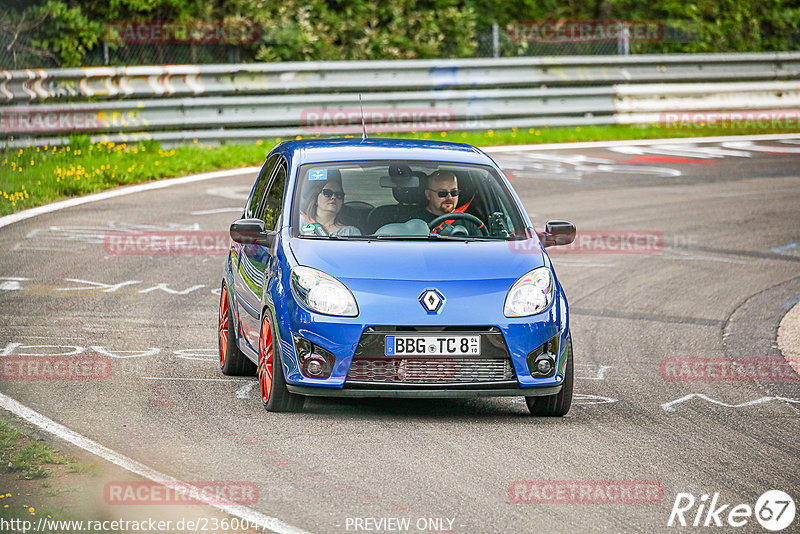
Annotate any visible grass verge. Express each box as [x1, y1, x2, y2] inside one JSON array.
[[0, 420, 72, 480], [1, 124, 798, 216], [0, 418, 110, 533]]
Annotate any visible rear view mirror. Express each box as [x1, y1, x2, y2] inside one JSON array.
[[540, 220, 576, 248], [230, 218, 276, 247]]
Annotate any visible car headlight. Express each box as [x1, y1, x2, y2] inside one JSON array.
[[291, 266, 358, 317], [504, 267, 555, 317]]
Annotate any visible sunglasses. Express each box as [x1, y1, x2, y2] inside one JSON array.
[[320, 188, 345, 200], [429, 188, 459, 198]]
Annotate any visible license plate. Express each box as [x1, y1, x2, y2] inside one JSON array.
[[384, 335, 480, 356]]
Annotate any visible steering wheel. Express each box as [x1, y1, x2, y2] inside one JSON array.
[[427, 212, 488, 237]]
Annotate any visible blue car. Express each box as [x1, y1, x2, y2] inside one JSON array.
[[218, 138, 576, 415]]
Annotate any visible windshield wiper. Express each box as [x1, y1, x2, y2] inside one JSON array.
[[371, 234, 430, 240]]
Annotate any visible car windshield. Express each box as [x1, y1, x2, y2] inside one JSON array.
[[291, 160, 525, 240]]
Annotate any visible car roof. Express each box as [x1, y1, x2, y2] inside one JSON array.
[[276, 137, 494, 166]]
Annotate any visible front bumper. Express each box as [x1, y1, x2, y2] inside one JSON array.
[[273, 276, 570, 395], [286, 383, 562, 398]]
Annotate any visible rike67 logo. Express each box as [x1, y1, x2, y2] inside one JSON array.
[[668, 490, 795, 531]]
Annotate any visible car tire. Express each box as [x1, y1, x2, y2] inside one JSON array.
[[218, 284, 257, 376], [259, 312, 305, 413], [525, 333, 573, 417]]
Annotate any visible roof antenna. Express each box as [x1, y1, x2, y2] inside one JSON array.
[[359, 94, 368, 140]]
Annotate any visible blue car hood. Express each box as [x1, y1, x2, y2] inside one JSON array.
[[288, 238, 545, 282]]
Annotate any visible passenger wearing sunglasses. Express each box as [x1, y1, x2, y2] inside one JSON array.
[[302, 179, 362, 236], [413, 170, 478, 235]]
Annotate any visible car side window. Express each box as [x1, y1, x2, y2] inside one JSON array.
[[245, 155, 280, 219], [257, 158, 288, 230]]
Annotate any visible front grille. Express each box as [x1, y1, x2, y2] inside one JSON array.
[[346, 357, 515, 383]]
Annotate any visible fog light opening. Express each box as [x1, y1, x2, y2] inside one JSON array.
[[527, 350, 557, 378], [293, 335, 335, 379]]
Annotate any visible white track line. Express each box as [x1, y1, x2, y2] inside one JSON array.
[[0, 391, 311, 534], [139, 376, 252, 382], [482, 133, 800, 153], [661, 393, 800, 412], [0, 166, 260, 231]]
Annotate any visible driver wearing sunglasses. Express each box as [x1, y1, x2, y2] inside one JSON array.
[[424, 171, 460, 217], [413, 170, 478, 235]]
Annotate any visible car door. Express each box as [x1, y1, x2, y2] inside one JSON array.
[[232, 154, 279, 352], [236, 155, 288, 354]]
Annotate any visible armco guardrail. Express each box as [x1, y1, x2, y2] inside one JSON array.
[[2, 52, 799, 148]]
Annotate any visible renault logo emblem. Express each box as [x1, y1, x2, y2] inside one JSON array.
[[420, 289, 444, 313]]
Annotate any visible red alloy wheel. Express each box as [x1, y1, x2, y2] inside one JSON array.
[[218, 287, 228, 366], [259, 316, 274, 403]]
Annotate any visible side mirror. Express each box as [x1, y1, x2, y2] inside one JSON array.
[[230, 218, 276, 248], [539, 220, 576, 248]]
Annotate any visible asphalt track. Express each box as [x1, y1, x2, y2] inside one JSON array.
[[1, 135, 799, 533]]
